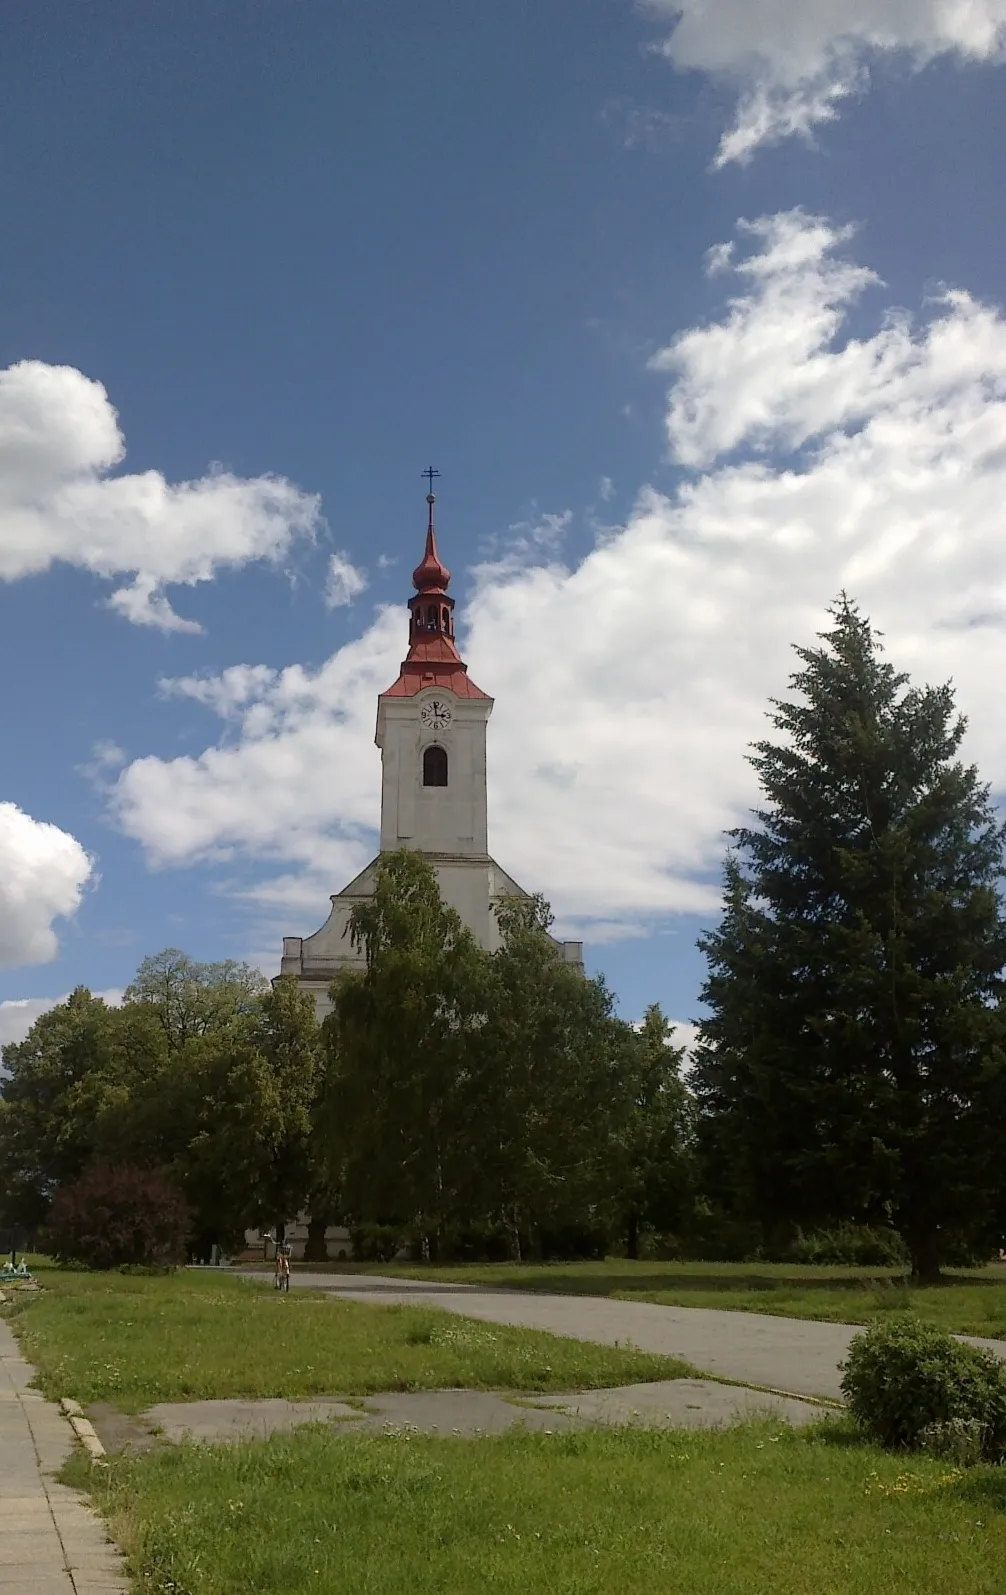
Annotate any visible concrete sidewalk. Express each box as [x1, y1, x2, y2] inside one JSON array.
[[255, 1271, 1006, 1402], [0, 1314, 128, 1594]]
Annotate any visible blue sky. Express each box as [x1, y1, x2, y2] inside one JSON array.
[[3, 0, 1006, 1043]]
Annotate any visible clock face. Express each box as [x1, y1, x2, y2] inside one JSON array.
[[420, 698, 453, 731]]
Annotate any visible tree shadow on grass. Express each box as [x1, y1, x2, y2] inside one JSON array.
[[805, 1414, 867, 1449], [549, 1271, 906, 1298], [560, 1269, 1006, 1300]]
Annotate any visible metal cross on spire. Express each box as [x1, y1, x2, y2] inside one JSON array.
[[422, 466, 440, 531]]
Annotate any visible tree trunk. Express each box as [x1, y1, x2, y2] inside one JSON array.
[[908, 1225, 942, 1284], [304, 1215, 329, 1263], [627, 1209, 639, 1261], [505, 1208, 522, 1263]]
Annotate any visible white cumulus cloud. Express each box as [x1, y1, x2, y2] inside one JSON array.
[[112, 609, 403, 910], [643, 0, 1006, 164], [110, 210, 1006, 946], [0, 803, 94, 968], [324, 551, 368, 609], [0, 360, 321, 632]]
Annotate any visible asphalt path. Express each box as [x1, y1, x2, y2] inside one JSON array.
[[237, 1270, 1006, 1403]]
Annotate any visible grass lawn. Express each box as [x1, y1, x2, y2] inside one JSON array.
[[338, 1258, 1006, 1339], [69, 1418, 1006, 1595], [0, 1266, 693, 1410]]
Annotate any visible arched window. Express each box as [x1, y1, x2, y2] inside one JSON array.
[[442, 606, 450, 631], [427, 604, 438, 629], [423, 744, 448, 787]]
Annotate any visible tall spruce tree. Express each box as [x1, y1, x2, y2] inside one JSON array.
[[692, 599, 1006, 1280]]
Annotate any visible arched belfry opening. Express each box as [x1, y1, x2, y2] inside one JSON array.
[[423, 744, 448, 787]]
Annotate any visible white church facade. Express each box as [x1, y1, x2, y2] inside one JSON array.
[[278, 489, 584, 1016]]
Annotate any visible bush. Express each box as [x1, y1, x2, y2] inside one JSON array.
[[918, 1417, 989, 1468], [348, 1223, 403, 1262], [840, 1315, 1006, 1462], [676, 1212, 766, 1262], [537, 1220, 609, 1261], [789, 1224, 909, 1268], [45, 1166, 191, 1271], [936, 1229, 994, 1268], [441, 1223, 513, 1263]]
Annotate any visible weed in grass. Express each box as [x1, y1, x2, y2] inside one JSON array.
[[865, 1281, 915, 1313]]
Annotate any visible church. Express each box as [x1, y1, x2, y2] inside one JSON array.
[[278, 487, 585, 1015]]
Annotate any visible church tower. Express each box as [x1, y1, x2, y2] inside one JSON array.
[[278, 484, 584, 1016], [376, 490, 492, 861]]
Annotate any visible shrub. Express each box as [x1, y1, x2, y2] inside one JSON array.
[[537, 1220, 609, 1261], [674, 1210, 766, 1262], [44, 1166, 191, 1271], [936, 1229, 994, 1268], [442, 1223, 513, 1263], [789, 1224, 909, 1268], [840, 1315, 1006, 1462], [918, 1417, 988, 1468], [348, 1223, 403, 1262]]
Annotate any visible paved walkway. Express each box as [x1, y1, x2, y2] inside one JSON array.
[[255, 1272, 1006, 1402], [0, 1314, 128, 1594], [104, 1378, 822, 1452]]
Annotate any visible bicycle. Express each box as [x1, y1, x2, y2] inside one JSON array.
[[274, 1242, 292, 1292]]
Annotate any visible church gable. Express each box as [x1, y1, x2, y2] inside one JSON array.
[[300, 857, 381, 958]]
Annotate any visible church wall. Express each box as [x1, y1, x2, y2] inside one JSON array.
[[378, 695, 491, 856], [434, 857, 499, 950]]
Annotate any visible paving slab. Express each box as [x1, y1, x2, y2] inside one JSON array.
[[0, 1316, 129, 1595], [84, 1404, 160, 1459], [132, 1378, 826, 1446], [143, 1395, 360, 1445], [251, 1270, 1004, 1402], [350, 1389, 577, 1435]]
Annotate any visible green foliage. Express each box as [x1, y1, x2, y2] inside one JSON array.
[[322, 854, 685, 1260], [840, 1315, 1006, 1460], [0, 953, 323, 1250], [618, 1005, 695, 1257], [123, 949, 268, 1050], [176, 977, 323, 1244], [0, 989, 164, 1228], [694, 598, 1006, 1280], [44, 1165, 191, 1269], [326, 849, 494, 1245], [349, 1223, 404, 1262], [788, 1225, 909, 1268], [476, 893, 641, 1255]]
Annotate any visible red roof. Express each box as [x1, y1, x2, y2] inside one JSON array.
[[380, 502, 492, 701], [382, 665, 491, 700], [412, 525, 451, 593], [382, 638, 491, 700]]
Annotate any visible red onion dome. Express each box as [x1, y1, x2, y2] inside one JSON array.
[[412, 499, 451, 591]]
